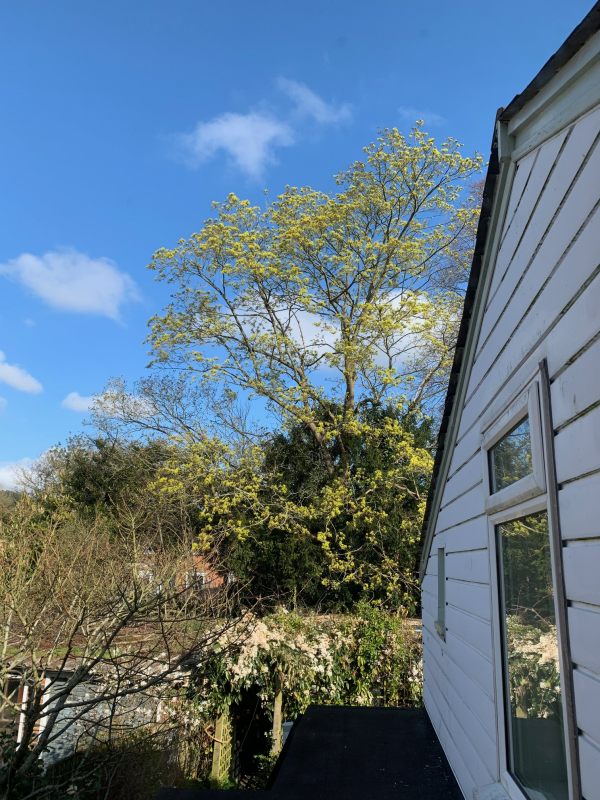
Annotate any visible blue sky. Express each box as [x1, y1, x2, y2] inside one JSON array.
[[0, 0, 593, 488]]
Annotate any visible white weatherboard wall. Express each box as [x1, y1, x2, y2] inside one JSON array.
[[422, 34, 600, 800]]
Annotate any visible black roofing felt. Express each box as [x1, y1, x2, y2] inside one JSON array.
[[268, 706, 461, 799], [420, 0, 600, 572], [155, 706, 462, 800]]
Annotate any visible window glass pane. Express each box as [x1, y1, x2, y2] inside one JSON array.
[[489, 416, 532, 493], [497, 511, 568, 800]]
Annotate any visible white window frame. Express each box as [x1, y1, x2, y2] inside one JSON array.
[[488, 495, 550, 800], [483, 371, 577, 800], [482, 380, 545, 515]]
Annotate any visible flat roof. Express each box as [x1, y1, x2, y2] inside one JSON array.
[[156, 706, 462, 800]]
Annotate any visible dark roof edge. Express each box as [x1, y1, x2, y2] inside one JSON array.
[[419, 1, 600, 575], [500, 1, 600, 123], [418, 121, 500, 570]]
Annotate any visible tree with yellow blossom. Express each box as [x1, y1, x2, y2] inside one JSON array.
[[144, 125, 482, 608]]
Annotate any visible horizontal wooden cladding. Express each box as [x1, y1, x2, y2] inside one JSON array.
[[485, 129, 568, 305], [424, 630, 497, 782], [421, 574, 437, 600], [444, 516, 489, 554], [446, 578, 491, 622], [551, 332, 600, 430], [496, 149, 537, 252], [472, 185, 600, 407], [424, 643, 495, 786], [573, 669, 600, 751], [447, 427, 481, 484], [579, 734, 600, 800], [446, 549, 489, 585], [569, 605, 600, 675], [480, 106, 600, 352], [423, 684, 476, 800], [436, 483, 485, 534], [423, 607, 495, 699], [470, 128, 600, 397], [429, 519, 488, 560], [564, 540, 600, 605], [421, 556, 492, 624], [461, 243, 600, 444], [424, 626, 497, 735], [559, 472, 600, 540], [555, 403, 600, 483], [443, 450, 483, 509], [445, 605, 492, 657]]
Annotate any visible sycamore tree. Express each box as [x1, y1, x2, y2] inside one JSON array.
[[143, 126, 481, 608]]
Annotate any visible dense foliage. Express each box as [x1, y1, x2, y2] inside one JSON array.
[[194, 606, 422, 722], [1, 126, 482, 797], [143, 125, 480, 611]]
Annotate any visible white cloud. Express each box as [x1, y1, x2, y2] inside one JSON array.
[[397, 106, 446, 126], [174, 81, 351, 179], [277, 78, 351, 124], [0, 248, 139, 320], [176, 112, 294, 180], [0, 397, 6, 412], [0, 457, 34, 491], [0, 351, 43, 394], [62, 391, 95, 412]]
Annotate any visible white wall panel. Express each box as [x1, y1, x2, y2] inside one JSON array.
[[443, 452, 484, 508], [555, 404, 600, 484], [445, 605, 493, 657], [579, 734, 600, 800], [446, 549, 489, 585], [573, 669, 600, 748], [569, 606, 600, 675], [444, 515, 488, 555], [498, 150, 537, 243], [446, 578, 492, 622], [472, 148, 600, 397], [564, 540, 600, 605], [486, 131, 568, 301], [551, 334, 600, 428], [559, 473, 600, 540]]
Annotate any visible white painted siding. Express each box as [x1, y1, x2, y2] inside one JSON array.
[[422, 88, 600, 800]]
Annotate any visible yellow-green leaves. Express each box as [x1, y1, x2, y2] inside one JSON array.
[[148, 125, 481, 444], [146, 125, 481, 609]]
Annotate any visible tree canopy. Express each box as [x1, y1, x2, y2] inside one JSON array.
[[107, 126, 481, 610], [149, 125, 481, 462]]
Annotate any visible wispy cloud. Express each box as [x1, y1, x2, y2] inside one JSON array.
[[174, 80, 351, 180], [397, 106, 446, 126], [62, 391, 95, 412], [0, 248, 139, 321], [0, 397, 7, 412], [0, 351, 43, 394], [277, 78, 351, 124], [175, 112, 294, 180], [0, 457, 34, 491]]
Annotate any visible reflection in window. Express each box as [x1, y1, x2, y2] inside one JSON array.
[[497, 511, 568, 800], [489, 417, 532, 493]]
